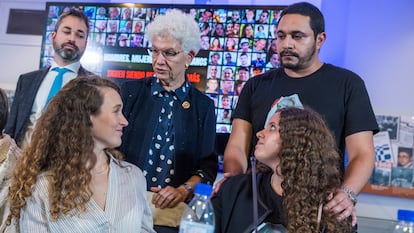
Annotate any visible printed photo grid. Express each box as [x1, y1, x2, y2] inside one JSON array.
[[41, 4, 286, 133]]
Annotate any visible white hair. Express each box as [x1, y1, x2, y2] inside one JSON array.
[[146, 9, 201, 54]]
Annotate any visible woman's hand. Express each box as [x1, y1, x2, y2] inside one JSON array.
[[150, 185, 188, 209]]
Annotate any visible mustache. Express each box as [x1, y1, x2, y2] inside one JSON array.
[[279, 50, 299, 57], [60, 42, 79, 51]]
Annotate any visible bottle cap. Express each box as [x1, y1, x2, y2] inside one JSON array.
[[397, 209, 414, 222], [194, 183, 213, 196]]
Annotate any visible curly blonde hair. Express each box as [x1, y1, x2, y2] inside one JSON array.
[[278, 107, 351, 232], [6, 76, 123, 224]]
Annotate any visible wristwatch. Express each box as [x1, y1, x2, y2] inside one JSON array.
[[339, 186, 357, 205]]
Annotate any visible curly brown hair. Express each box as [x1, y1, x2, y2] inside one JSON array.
[[6, 76, 123, 224], [277, 107, 351, 233]]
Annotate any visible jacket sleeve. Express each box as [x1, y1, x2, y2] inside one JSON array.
[[4, 75, 24, 138], [194, 99, 218, 185]]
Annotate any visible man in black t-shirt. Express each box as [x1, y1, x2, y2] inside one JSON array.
[[220, 2, 379, 228]]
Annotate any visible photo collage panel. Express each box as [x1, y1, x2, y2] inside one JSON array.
[[41, 4, 286, 133]]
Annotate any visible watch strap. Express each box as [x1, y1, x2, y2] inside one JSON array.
[[339, 186, 357, 205]]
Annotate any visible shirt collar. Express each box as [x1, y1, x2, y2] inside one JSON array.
[[150, 76, 190, 102], [50, 61, 81, 74]]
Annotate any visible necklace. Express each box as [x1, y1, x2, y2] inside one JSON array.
[[92, 163, 109, 175], [90, 166, 109, 211]]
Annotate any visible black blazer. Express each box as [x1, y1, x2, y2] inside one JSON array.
[[5, 66, 92, 146], [120, 77, 218, 187]]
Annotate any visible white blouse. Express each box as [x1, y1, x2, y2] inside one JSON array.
[[19, 157, 155, 233]]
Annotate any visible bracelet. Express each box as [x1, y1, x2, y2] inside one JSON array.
[[181, 183, 194, 202], [182, 183, 193, 193], [339, 186, 357, 205]]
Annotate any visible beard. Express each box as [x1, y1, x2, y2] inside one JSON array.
[[279, 43, 317, 70], [53, 41, 83, 62]]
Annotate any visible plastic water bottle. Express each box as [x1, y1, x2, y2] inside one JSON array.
[[179, 183, 215, 233], [392, 209, 414, 233]]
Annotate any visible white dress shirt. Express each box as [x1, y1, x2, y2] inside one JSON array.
[[22, 62, 80, 148]]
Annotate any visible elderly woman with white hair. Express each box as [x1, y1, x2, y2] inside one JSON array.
[[119, 9, 217, 233]]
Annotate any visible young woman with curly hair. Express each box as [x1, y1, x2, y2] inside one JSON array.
[[3, 76, 155, 233], [212, 107, 352, 233]]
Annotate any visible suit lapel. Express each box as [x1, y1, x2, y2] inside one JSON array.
[[16, 69, 49, 138]]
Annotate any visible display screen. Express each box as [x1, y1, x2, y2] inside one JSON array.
[[41, 3, 286, 134]]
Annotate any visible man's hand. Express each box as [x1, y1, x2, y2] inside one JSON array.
[[324, 189, 357, 226], [212, 172, 232, 195]]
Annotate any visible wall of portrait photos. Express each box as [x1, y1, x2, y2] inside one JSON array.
[[11, 0, 411, 220], [41, 3, 286, 134], [42, 3, 414, 200]]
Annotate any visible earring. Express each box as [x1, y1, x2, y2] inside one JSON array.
[[185, 64, 189, 69]]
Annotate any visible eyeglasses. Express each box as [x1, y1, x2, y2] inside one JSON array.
[[148, 48, 183, 60]]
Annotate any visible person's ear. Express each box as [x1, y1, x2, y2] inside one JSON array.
[[188, 50, 195, 58], [186, 50, 195, 65], [51, 31, 57, 41], [316, 32, 326, 50]]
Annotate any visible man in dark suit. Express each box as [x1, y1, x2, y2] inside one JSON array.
[[5, 8, 93, 148]]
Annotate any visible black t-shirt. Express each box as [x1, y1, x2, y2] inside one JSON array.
[[259, 173, 287, 226], [234, 64, 379, 171]]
